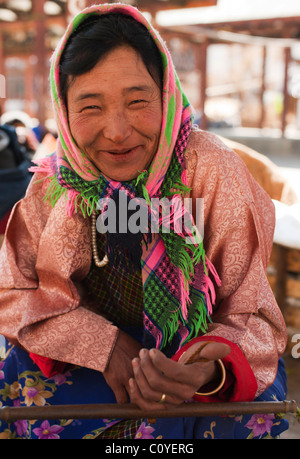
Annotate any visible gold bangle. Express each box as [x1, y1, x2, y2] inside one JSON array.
[[194, 358, 226, 396], [178, 342, 226, 397]]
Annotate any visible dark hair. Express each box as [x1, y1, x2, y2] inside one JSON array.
[[59, 13, 164, 106]]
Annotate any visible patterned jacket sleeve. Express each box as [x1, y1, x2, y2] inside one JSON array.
[[183, 129, 287, 398], [0, 173, 118, 374]]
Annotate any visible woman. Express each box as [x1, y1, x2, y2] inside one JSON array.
[[0, 4, 289, 439]]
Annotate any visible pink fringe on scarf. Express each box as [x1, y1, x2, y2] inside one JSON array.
[[143, 313, 163, 349], [181, 169, 188, 186], [29, 155, 55, 177], [198, 257, 222, 316], [178, 269, 192, 321], [66, 189, 80, 217]]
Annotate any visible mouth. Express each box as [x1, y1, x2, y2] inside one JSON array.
[[108, 146, 139, 155], [104, 146, 140, 160]]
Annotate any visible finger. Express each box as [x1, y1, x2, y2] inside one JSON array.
[[129, 376, 162, 406], [179, 341, 231, 365], [113, 384, 130, 404], [135, 351, 187, 404], [148, 348, 192, 384], [129, 377, 183, 412], [138, 349, 177, 390], [129, 376, 142, 403], [132, 356, 163, 402], [129, 377, 169, 411], [145, 350, 199, 400], [148, 347, 222, 393]]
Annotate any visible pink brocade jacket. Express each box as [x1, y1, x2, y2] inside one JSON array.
[[0, 129, 287, 399]]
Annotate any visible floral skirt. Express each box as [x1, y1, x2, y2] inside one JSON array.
[[0, 337, 289, 439]]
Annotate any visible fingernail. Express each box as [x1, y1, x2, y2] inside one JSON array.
[[149, 349, 156, 359], [132, 357, 139, 368], [139, 348, 147, 358], [129, 378, 135, 391]]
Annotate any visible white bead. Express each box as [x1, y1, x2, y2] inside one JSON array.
[[91, 214, 109, 268]]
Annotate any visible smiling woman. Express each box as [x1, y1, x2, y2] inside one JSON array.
[[0, 3, 290, 440], [67, 45, 162, 181]]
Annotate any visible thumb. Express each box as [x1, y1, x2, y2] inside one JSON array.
[[113, 384, 129, 404], [199, 341, 231, 361]]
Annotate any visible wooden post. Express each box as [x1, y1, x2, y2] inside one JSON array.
[[273, 243, 287, 318], [0, 400, 297, 423], [32, 0, 47, 126], [282, 47, 291, 137], [195, 39, 208, 131], [259, 46, 267, 129]]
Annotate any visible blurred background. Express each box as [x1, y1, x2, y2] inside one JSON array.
[[0, 0, 299, 438], [1, 0, 300, 145]]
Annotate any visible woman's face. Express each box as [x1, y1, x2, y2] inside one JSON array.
[[67, 45, 162, 181]]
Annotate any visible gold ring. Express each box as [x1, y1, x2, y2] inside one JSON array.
[[158, 393, 166, 404]]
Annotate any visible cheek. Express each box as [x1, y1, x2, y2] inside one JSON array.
[[133, 106, 162, 139], [68, 114, 99, 148]]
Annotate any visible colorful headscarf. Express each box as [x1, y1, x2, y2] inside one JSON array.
[[31, 3, 220, 355]]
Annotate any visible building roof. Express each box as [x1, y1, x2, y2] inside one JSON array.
[[157, 0, 300, 27], [0, 0, 217, 23]]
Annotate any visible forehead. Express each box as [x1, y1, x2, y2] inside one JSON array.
[[67, 46, 158, 100]]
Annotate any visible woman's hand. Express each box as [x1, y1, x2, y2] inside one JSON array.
[[129, 341, 231, 410], [103, 329, 142, 404]]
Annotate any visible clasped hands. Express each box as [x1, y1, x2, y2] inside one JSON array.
[[103, 330, 231, 411]]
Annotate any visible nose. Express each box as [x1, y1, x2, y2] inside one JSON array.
[[102, 110, 132, 144]]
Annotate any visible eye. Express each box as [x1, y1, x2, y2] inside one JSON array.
[[129, 99, 147, 107], [81, 105, 101, 112]]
